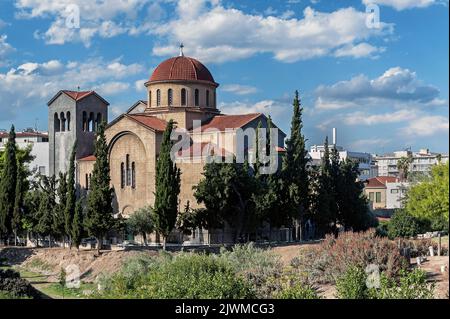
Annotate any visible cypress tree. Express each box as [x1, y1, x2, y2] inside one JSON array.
[[12, 169, 24, 245], [65, 141, 77, 248], [71, 199, 84, 251], [85, 122, 114, 254], [0, 125, 18, 244], [154, 119, 181, 250], [281, 91, 310, 240], [36, 175, 57, 247], [53, 172, 67, 243]]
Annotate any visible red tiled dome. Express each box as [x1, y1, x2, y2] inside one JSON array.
[[149, 56, 217, 86]]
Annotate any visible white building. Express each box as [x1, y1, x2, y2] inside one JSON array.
[[374, 149, 448, 178], [0, 128, 49, 176], [385, 181, 409, 209], [309, 128, 376, 180]]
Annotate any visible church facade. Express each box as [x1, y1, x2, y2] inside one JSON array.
[[48, 53, 286, 244]]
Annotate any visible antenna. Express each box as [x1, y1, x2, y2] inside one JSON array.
[[179, 43, 184, 57]]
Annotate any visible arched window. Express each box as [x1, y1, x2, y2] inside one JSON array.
[[168, 89, 173, 106], [82, 111, 87, 131], [213, 91, 216, 108], [120, 162, 125, 189], [66, 111, 71, 131], [181, 88, 187, 106], [131, 162, 136, 189], [206, 90, 210, 107], [126, 154, 131, 186], [195, 89, 199, 106], [85, 174, 89, 190], [89, 112, 94, 132], [156, 89, 161, 106], [54, 113, 60, 132], [60, 112, 66, 132], [148, 91, 151, 107]]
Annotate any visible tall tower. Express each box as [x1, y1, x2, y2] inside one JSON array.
[[47, 90, 109, 176]]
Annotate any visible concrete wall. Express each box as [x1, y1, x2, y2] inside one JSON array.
[[385, 182, 409, 209], [364, 187, 386, 210]]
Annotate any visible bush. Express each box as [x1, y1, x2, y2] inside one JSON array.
[[0, 269, 39, 299], [219, 243, 283, 298], [98, 253, 254, 299], [273, 271, 320, 299], [375, 220, 389, 237], [295, 230, 408, 284], [335, 266, 367, 299], [372, 269, 434, 299], [388, 210, 422, 239]]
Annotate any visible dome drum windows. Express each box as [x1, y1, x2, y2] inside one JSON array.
[[195, 89, 199, 107], [181, 88, 187, 106], [156, 89, 161, 106], [168, 89, 173, 106]]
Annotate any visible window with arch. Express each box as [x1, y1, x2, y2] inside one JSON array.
[[168, 89, 173, 106], [206, 90, 210, 107], [131, 162, 136, 189], [181, 88, 187, 106], [120, 162, 125, 189], [156, 89, 161, 106], [126, 154, 131, 186], [60, 112, 66, 132], [54, 113, 60, 132], [82, 111, 87, 131], [96, 113, 102, 130], [66, 111, 71, 131], [89, 112, 95, 132], [148, 91, 152, 107], [195, 89, 199, 106]]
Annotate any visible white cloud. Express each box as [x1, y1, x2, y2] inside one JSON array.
[[219, 99, 289, 125], [0, 58, 144, 120], [344, 109, 417, 125], [0, 19, 8, 29], [0, 34, 15, 59], [152, 3, 393, 63], [15, 0, 151, 46], [315, 67, 444, 110], [221, 84, 258, 95], [401, 115, 449, 136], [362, 0, 436, 10], [135, 79, 148, 91], [334, 43, 385, 58], [349, 138, 392, 149]]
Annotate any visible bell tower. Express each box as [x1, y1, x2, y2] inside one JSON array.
[[47, 90, 109, 176]]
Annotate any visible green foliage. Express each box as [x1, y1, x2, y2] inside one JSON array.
[[35, 175, 57, 241], [219, 243, 283, 298], [397, 155, 413, 181], [0, 268, 39, 299], [85, 122, 114, 251], [335, 266, 368, 299], [59, 267, 66, 288], [405, 163, 449, 231], [0, 125, 18, 238], [376, 220, 389, 237], [98, 253, 254, 299], [71, 199, 84, 249], [53, 172, 68, 240], [281, 90, 309, 232], [65, 140, 77, 244], [373, 269, 435, 299], [126, 206, 155, 244], [388, 210, 422, 239], [154, 119, 181, 248]]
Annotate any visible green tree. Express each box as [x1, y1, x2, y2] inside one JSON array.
[[387, 209, 422, 239], [281, 91, 310, 240], [153, 119, 181, 250], [404, 163, 449, 231], [85, 122, 114, 254], [397, 155, 413, 181], [53, 172, 67, 243], [126, 206, 155, 245], [65, 141, 77, 248], [35, 175, 57, 247], [71, 199, 84, 250], [0, 125, 18, 243]]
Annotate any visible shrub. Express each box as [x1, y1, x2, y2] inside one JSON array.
[[398, 238, 448, 258], [272, 271, 320, 299], [375, 220, 389, 237], [219, 243, 283, 298], [388, 210, 422, 239], [0, 269, 39, 299], [372, 269, 434, 299], [98, 253, 254, 299], [295, 230, 408, 284], [335, 266, 368, 299]]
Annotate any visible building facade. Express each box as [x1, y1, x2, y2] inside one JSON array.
[[374, 149, 448, 178], [48, 53, 286, 244], [363, 176, 408, 211]]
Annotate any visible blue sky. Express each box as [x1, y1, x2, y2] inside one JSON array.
[[0, 0, 448, 154]]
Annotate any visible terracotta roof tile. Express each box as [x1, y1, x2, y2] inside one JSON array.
[[63, 90, 95, 101], [365, 176, 399, 188], [79, 155, 96, 161], [200, 113, 262, 132], [127, 114, 168, 132], [149, 56, 217, 85]]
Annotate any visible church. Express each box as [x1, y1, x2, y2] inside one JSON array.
[[47, 49, 287, 244]]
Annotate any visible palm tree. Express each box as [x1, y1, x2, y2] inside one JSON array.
[[397, 155, 413, 181]]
